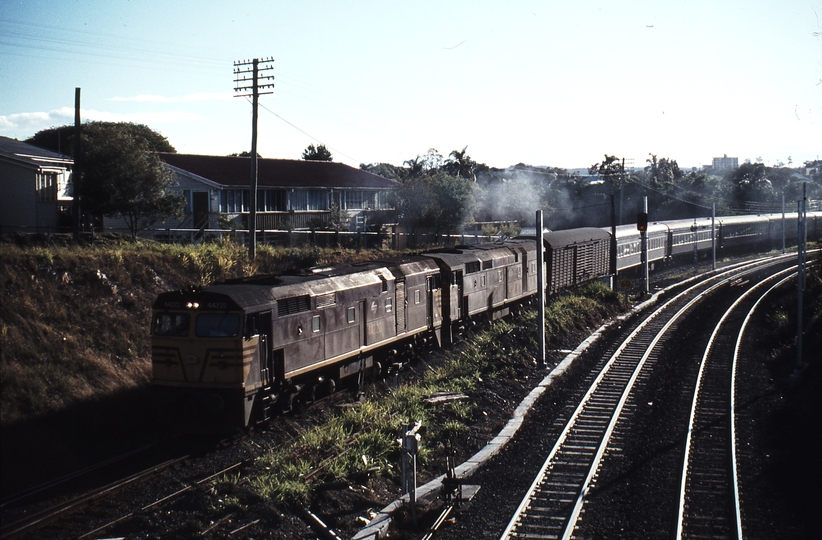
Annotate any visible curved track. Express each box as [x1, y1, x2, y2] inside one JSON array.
[[500, 255, 799, 540], [676, 268, 798, 539]]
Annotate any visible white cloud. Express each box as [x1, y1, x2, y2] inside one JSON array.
[[108, 92, 234, 103], [0, 108, 203, 137], [0, 110, 75, 134]]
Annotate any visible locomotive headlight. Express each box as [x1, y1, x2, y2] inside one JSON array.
[[186, 302, 200, 309]]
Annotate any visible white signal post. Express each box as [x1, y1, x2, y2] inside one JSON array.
[[536, 210, 546, 367]]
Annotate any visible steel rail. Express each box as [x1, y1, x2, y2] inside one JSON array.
[[0, 456, 188, 539], [675, 265, 798, 539], [0, 442, 158, 509], [730, 270, 802, 539], [77, 460, 247, 539]]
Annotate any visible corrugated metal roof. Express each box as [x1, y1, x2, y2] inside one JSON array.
[[158, 153, 398, 189], [0, 136, 73, 168]]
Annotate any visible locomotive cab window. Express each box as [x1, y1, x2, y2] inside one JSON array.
[[196, 313, 240, 337], [347, 307, 356, 323], [312, 315, 321, 332], [155, 313, 190, 336]]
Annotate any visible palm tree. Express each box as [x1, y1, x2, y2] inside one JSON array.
[[403, 156, 424, 179], [446, 145, 477, 181]]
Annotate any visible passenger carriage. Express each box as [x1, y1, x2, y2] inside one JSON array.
[[611, 222, 668, 272], [665, 217, 716, 259]]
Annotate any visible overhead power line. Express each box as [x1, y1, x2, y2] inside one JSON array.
[[254, 99, 363, 165]]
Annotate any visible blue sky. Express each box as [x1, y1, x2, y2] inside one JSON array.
[[1, 0, 820, 170]]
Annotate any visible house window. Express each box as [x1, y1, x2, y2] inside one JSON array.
[[289, 190, 328, 211], [221, 189, 248, 212], [183, 190, 192, 212], [341, 190, 364, 210], [260, 189, 287, 211], [36, 172, 58, 202]]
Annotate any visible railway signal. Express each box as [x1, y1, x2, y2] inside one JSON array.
[[637, 212, 648, 232]]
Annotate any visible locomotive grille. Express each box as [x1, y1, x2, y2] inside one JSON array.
[[277, 295, 311, 316]]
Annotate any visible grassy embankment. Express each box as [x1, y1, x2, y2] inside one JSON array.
[[0, 235, 380, 427], [250, 281, 628, 506]]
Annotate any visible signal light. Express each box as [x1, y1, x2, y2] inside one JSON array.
[[637, 212, 648, 232]]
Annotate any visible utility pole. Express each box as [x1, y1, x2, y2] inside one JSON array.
[[73, 88, 82, 241], [234, 57, 275, 260]]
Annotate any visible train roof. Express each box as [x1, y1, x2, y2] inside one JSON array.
[[543, 227, 610, 248], [422, 242, 518, 270], [314, 255, 440, 282], [610, 222, 668, 238], [209, 267, 393, 310], [716, 214, 769, 225], [664, 217, 716, 232]]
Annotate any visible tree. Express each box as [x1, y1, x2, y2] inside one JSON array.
[[302, 143, 333, 161], [360, 162, 405, 181], [589, 155, 625, 190], [421, 148, 443, 172], [28, 122, 183, 239], [229, 151, 261, 157], [326, 200, 349, 232], [391, 171, 474, 235], [727, 162, 774, 206], [81, 127, 184, 239], [444, 145, 477, 181], [403, 156, 424, 179], [645, 153, 682, 185], [27, 121, 175, 156]]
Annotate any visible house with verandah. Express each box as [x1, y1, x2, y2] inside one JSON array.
[[144, 153, 397, 234], [0, 136, 73, 234]]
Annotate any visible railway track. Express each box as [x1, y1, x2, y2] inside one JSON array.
[[499, 255, 799, 539], [675, 268, 799, 539], [1, 410, 342, 539], [0, 455, 189, 539]]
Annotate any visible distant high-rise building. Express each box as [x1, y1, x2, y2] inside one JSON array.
[[712, 154, 738, 171]]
